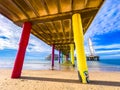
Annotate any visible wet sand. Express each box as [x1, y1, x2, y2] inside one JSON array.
[[0, 69, 120, 90]]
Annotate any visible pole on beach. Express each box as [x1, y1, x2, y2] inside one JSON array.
[[58, 50, 61, 64], [51, 44, 55, 70], [62, 53, 64, 63], [11, 22, 32, 78], [64, 54, 66, 62], [72, 13, 89, 83], [70, 44, 75, 67], [66, 54, 68, 61]]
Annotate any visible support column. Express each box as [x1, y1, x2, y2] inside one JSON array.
[[11, 22, 32, 78], [51, 44, 55, 69], [62, 53, 64, 63], [64, 54, 66, 62], [70, 44, 75, 67], [72, 14, 89, 83], [66, 54, 68, 61], [58, 50, 61, 64]]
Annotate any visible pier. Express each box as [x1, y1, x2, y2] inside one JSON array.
[[0, 0, 104, 83], [87, 38, 99, 61], [87, 55, 99, 61]]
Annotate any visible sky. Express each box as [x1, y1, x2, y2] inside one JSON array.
[[0, 0, 120, 60]]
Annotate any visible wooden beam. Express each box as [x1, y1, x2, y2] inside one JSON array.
[[56, 0, 61, 13], [14, 8, 98, 25], [23, 0, 40, 17], [37, 24, 53, 39], [50, 41, 74, 45], [61, 20, 66, 40], [12, 0, 30, 19], [41, 0, 50, 14], [0, 2, 20, 20], [84, 16, 94, 33], [31, 28, 49, 44]]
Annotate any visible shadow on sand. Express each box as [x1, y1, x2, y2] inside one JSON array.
[[21, 76, 120, 87]]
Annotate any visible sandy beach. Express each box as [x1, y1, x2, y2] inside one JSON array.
[[0, 69, 120, 90]]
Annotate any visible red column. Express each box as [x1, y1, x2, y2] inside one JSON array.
[[51, 44, 55, 69], [66, 54, 68, 61], [11, 22, 32, 78]]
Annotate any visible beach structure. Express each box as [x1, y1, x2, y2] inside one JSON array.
[[87, 38, 99, 61], [0, 0, 104, 83]]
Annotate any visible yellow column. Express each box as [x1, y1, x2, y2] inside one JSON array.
[[72, 13, 89, 83], [70, 44, 75, 67]]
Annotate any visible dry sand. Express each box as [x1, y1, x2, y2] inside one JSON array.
[[0, 69, 120, 90]]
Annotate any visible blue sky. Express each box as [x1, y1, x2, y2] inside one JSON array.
[[0, 0, 120, 60], [85, 0, 120, 59]]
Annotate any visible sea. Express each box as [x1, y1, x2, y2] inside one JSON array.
[[0, 59, 120, 72]]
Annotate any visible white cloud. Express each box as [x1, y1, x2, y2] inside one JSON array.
[[100, 54, 120, 59], [0, 38, 17, 50], [85, 0, 120, 40], [0, 14, 51, 53], [96, 49, 120, 54], [27, 34, 51, 52], [83, 0, 120, 59], [94, 44, 120, 50], [95, 44, 120, 56], [0, 15, 21, 50], [85, 43, 120, 57]]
